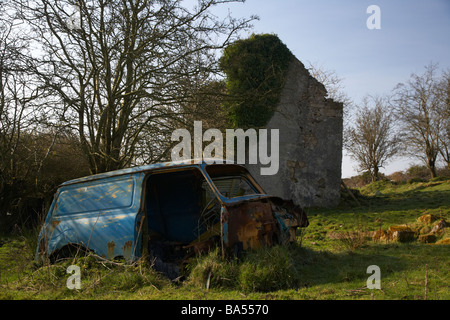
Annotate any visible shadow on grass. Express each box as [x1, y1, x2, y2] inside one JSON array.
[[376, 190, 448, 211], [290, 245, 409, 288], [320, 186, 450, 217]]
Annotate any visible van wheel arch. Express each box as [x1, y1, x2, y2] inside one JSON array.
[[49, 243, 92, 263]]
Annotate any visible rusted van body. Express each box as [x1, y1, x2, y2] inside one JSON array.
[[36, 160, 308, 276]]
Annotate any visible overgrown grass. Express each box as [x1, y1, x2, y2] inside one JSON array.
[[1, 180, 449, 300], [187, 248, 239, 290], [187, 246, 299, 292], [0, 241, 170, 299]]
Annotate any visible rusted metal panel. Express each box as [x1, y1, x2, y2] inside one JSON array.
[[219, 196, 308, 255], [225, 201, 279, 251]]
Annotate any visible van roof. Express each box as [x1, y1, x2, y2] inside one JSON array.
[[60, 159, 235, 187]]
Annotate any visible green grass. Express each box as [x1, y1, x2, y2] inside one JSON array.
[[1, 180, 449, 300]]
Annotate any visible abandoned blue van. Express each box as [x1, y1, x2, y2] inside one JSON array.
[[36, 160, 308, 278]]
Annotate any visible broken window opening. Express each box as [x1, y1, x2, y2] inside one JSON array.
[[205, 164, 264, 199], [207, 176, 257, 199]]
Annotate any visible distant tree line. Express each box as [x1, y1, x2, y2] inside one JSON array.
[[343, 63, 449, 182]]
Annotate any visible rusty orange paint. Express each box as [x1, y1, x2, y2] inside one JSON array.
[[122, 241, 133, 261], [226, 202, 279, 251], [107, 241, 115, 259], [51, 220, 61, 228]]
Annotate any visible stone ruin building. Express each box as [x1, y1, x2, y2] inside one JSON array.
[[246, 56, 343, 208]]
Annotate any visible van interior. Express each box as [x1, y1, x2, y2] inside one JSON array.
[[143, 166, 259, 279], [144, 168, 218, 279]]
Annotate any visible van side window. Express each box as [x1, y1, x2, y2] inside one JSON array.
[[55, 177, 135, 215]]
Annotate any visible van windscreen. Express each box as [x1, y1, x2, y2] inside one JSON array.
[[205, 164, 262, 198]]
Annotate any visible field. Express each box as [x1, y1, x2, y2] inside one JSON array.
[[0, 180, 449, 300]]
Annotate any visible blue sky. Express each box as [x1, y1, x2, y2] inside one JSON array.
[[212, 0, 450, 177]]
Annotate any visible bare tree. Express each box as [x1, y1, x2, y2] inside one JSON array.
[[393, 63, 444, 178], [0, 5, 66, 229], [344, 95, 400, 182], [1, 7, 32, 215], [15, 0, 255, 174], [435, 69, 450, 169], [307, 62, 352, 107]]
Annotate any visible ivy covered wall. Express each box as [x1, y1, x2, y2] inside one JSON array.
[[219, 34, 293, 129]]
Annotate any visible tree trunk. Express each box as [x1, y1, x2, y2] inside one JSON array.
[[428, 158, 437, 179], [370, 166, 379, 182]]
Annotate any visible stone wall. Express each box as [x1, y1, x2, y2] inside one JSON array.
[[246, 57, 343, 208]]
